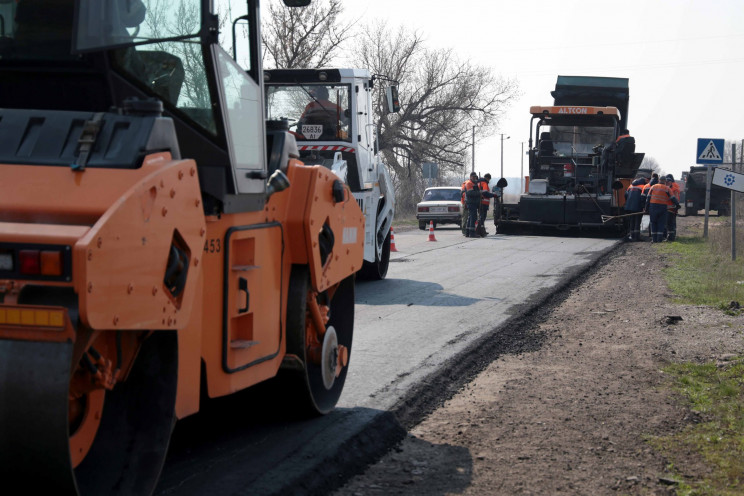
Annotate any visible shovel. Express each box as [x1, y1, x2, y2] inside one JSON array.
[[600, 211, 646, 223]]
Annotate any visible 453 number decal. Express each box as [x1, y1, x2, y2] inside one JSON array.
[[204, 238, 221, 254]]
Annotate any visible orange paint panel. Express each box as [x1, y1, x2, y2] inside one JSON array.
[[75, 158, 206, 331], [294, 165, 365, 292], [0, 222, 89, 247], [0, 153, 175, 225]]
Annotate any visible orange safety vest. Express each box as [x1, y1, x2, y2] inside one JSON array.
[[460, 181, 467, 204], [463, 179, 480, 205], [616, 134, 631, 142], [463, 180, 478, 191], [626, 184, 643, 194], [641, 182, 653, 197], [666, 182, 681, 205], [648, 183, 673, 205], [478, 179, 490, 205]]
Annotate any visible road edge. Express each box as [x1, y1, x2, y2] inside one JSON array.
[[269, 239, 622, 495]]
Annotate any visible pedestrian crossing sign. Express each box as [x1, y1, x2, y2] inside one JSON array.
[[696, 138, 724, 165]]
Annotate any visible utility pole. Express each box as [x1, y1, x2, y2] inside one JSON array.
[[520, 141, 526, 194], [732, 143, 737, 261], [500, 133, 510, 180], [471, 126, 475, 174]]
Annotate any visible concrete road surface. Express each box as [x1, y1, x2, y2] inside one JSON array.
[[343, 227, 617, 410], [156, 227, 618, 496]]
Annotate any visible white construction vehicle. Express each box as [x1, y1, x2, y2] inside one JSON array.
[[264, 68, 398, 279]]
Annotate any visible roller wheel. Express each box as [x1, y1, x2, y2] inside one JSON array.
[[358, 229, 391, 280], [0, 328, 177, 495], [285, 266, 355, 415]]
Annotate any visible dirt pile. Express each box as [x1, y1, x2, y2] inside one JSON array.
[[335, 217, 743, 495]]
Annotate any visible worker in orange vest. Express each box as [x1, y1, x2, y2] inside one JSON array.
[[462, 172, 481, 237], [476, 173, 495, 237], [645, 176, 680, 243], [664, 174, 681, 241], [640, 173, 657, 203]]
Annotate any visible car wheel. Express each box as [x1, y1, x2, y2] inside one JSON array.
[[419, 221, 427, 230]]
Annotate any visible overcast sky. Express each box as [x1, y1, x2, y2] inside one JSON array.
[[331, 0, 744, 182]]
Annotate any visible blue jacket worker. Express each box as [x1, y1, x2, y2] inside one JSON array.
[[624, 177, 646, 241]]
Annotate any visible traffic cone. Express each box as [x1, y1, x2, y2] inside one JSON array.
[[390, 227, 398, 252], [427, 221, 437, 242]]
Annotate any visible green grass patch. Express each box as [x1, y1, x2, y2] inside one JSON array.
[[656, 231, 744, 309], [649, 359, 744, 495]]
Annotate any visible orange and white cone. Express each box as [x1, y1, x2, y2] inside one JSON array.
[[390, 227, 398, 252], [427, 221, 437, 242]]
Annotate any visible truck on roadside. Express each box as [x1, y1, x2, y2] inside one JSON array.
[[264, 68, 398, 279], [681, 166, 730, 216]]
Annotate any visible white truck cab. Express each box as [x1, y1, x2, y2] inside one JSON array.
[[265, 68, 398, 279]]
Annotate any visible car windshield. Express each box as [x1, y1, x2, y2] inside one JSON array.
[[423, 189, 461, 202], [265, 84, 351, 142]]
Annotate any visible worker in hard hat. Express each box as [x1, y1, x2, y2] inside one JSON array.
[[462, 172, 481, 237], [645, 176, 680, 243], [664, 174, 681, 241], [476, 173, 495, 237], [624, 177, 647, 241]]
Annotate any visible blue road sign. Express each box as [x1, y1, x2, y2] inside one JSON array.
[[696, 138, 725, 165], [422, 162, 438, 179]]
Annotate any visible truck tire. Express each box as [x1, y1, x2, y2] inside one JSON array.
[[358, 229, 391, 280]]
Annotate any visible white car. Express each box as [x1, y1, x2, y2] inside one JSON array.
[[416, 187, 463, 230]]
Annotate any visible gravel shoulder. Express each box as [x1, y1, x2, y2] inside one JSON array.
[[334, 216, 744, 495]]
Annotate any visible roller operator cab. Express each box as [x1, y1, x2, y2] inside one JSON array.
[[500, 76, 645, 232], [0, 1, 364, 495], [264, 68, 398, 280]]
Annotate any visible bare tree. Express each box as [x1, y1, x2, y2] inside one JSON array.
[[261, 0, 354, 69], [354, 22, 519, 213], [723, 139, 744, 169], [641, 155, 664, 177]]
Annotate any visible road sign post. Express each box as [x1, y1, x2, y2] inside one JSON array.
[[705, 167, 712, 238], [732, 144, 736, 261], [422, 162, 438, 188], [697, 138, 725, 238]]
